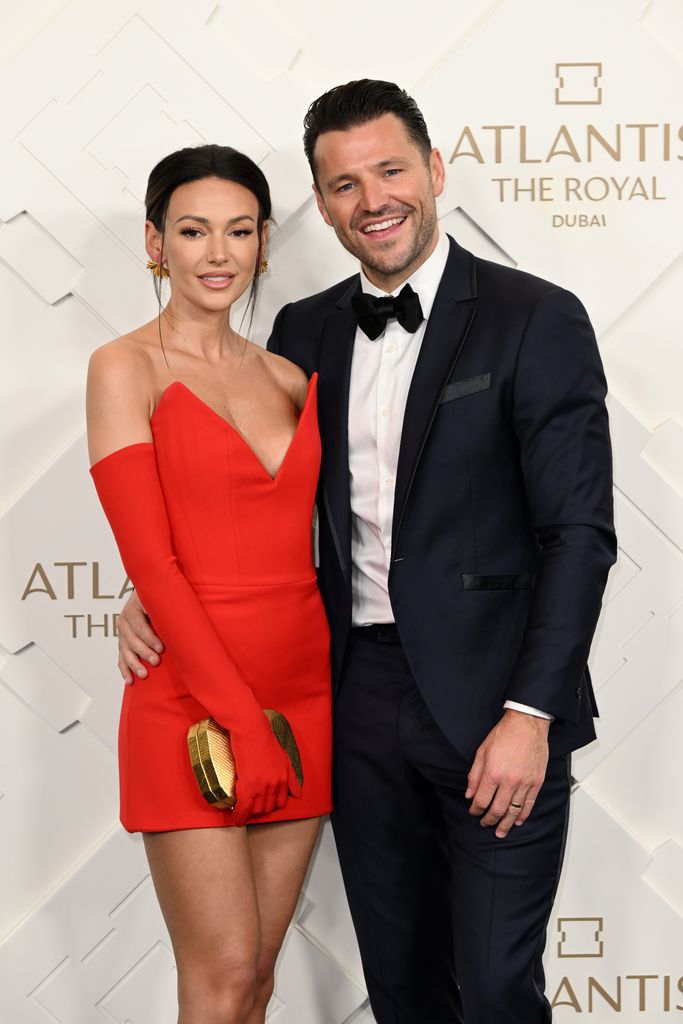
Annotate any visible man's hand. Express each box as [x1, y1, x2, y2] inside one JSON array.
[[116, 592, 164, 683], [466, 709, 550, 839]]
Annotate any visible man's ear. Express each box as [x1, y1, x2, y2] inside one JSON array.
[[144, 220, 163, 262], [429, 148, 446, 199], [313, 184, 333, 227]]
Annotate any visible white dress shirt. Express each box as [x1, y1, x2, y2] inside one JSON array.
[[347, 231, 552, 721]]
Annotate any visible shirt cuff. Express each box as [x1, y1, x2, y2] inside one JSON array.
[[503, 700, 554, 721]]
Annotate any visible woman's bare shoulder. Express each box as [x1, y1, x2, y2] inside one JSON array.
[[86, 328, 161, 464], [254, 346, 309, 410], [87, 326, 165, 424], [88, 326, 156, 388]]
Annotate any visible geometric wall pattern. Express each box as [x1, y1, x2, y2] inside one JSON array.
[[1, 1, 682, 1020]]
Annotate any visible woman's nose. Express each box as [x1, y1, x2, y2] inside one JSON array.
[[207, 235, 227, 263]]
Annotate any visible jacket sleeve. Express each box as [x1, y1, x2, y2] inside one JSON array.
[[504, 287, 617, 723], [90, 442, 269, 738], [266, 302, 291, 356]]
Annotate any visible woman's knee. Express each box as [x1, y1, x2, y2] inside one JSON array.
[[251, 949, 279, 1011], [178, 950, 259, 1020]]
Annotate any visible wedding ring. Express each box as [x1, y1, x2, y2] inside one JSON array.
[[509, 801, 523, 809]]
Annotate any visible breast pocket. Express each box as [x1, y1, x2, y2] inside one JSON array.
[[440, 373, 491, 404]]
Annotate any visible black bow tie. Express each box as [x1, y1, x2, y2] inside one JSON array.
[[351, 282, 424, 341]]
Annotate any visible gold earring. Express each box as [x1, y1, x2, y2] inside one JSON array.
[[147, 259, 169, 279], [256, 258, 269, 276]]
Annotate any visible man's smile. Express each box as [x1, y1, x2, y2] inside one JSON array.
[[361, 216, 406, 234]]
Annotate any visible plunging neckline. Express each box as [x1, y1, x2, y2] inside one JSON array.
[[151, 373, 317, 482]]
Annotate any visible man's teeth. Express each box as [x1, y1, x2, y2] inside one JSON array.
[[363, 218, 405, 234]]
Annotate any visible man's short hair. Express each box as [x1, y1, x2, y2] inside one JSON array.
[[303, 79, 432, 186]]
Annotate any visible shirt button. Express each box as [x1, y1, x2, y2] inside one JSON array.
[[381, 408, 390, 417], [387, 344, 396, 353]]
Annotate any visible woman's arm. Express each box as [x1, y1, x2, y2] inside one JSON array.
[[86, 341, 154, 464]]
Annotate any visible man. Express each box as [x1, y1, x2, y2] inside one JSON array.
[[117, 80, 616, 1022]]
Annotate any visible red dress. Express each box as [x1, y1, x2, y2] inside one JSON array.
[[90, 373, 332, 831]]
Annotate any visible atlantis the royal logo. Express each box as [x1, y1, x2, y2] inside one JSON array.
[[448, 63, 678, 229], [550, 916, 683, 1014], [555, 63, 603, 106], [557, 917, 604, 959]]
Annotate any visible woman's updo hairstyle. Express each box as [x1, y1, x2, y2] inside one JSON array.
[[145, 144, 272, 330]]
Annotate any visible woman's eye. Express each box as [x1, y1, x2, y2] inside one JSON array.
[[180, 227, 203, 238], [231, 229, 254, 238]]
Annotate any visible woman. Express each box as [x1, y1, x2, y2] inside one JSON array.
[[87, 145, 332, 1024]]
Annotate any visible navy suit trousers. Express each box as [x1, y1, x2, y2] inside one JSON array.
[[331, 629, 571, 1024]]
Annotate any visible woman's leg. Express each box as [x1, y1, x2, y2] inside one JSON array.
[[144, 827, 260, 1024], [245, 817, 321, 1022]]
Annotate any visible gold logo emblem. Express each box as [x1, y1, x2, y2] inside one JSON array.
[[557, 917, 605, 958], [555, 62, 603, 105]]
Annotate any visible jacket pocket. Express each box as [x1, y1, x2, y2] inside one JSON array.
[[462, 572, 536, 591], [440, 373, 491, 404]]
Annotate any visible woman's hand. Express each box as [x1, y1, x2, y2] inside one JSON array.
[[230, 716, 302, 826]]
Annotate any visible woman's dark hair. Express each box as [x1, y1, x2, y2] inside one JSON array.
[[303, 79, 432, 186], [145, 144, 271, 353]]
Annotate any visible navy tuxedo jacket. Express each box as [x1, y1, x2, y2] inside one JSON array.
[[267, 235, 617, 759]]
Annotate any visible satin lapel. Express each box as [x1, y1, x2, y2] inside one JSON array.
[[391, 237, 478, 557], [317, 277, 360, 581]]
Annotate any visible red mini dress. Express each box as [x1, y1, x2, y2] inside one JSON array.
[[90, 373, 332, 831]]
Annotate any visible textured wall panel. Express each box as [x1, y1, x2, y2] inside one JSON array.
[[1, 0, 681, 1021]]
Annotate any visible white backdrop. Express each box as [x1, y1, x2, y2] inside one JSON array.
[[1, 1, 682, 1020]]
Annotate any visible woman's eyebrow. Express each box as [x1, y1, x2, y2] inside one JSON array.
[[173, 214, 256, 226]]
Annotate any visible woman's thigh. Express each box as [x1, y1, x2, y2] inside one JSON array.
[[247, 817, 321, 967], [143, 826, 260, 975]]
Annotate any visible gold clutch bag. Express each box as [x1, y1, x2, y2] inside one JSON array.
[[187, 710, 304, 810]]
